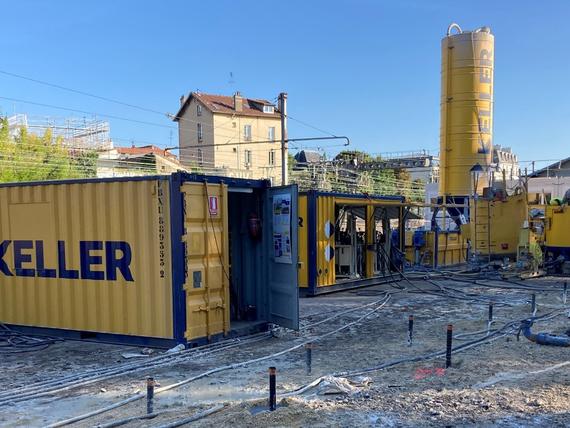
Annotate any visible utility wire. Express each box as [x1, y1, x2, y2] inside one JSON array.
[[0, 96, 175, 129]]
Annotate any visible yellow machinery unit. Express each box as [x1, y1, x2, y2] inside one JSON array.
[[0, 173, 300, 347], [298, 191, 406, 295], [439, 24, 494, 197], [405, 230, 467, 268], [461, 191, 529, 260], [544, 203, 570, 262]]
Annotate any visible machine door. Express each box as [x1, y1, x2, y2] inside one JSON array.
[[265, 185, 299, 330], [182, 182, 230, 341]]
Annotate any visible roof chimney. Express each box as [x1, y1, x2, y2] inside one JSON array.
[[233, 91, 243, 112], [180, 94, 186, 106]]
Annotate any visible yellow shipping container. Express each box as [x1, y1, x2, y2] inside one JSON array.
[[0, 174, 300, 347]]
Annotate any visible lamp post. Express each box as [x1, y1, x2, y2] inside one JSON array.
[[470, 163, 484, 260]]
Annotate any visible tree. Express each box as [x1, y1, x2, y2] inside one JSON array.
[[334, 150, 373, 164]]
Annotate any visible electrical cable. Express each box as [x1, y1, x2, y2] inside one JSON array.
[[0, 333, 271, 406], [45, 295, 393, 427], [0, 324, 61, 354]]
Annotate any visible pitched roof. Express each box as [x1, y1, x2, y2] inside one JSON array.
[[529, 157, 570, 177], [294, 150, 323, 164], [115, 145, 179, 162], [173, 92, 280, 121]]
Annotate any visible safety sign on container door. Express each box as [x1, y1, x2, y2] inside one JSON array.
[[208, 195, 219, 216], [272, 194, 292, 264]]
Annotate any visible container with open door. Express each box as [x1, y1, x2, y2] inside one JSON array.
[[0, 173, 299, 347], [180, 177, 299, 343]]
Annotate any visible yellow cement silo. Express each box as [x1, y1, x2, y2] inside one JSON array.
[[439, 24, 494, 197]]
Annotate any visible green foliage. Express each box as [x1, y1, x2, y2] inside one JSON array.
[[291, 148, 426, 201], [0, 118, 98, 183], [288, 152, 296, 176], [334, 150, 374, 163]]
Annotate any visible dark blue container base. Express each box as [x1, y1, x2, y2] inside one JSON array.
[[545, 246, 570, 261], [300, 274, 402, 297], [5, 320, 269, 349]]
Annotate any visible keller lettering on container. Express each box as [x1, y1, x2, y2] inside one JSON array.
[[0, 240, 134, 281]]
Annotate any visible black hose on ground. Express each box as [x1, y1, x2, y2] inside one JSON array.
[[0, 324, 61, 353]]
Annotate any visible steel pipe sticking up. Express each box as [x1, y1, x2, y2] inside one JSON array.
[[446, 325, 453, 368], [146, 377, 155, 415], [305, 344, 313, 375], [268, 367, 277, 411]]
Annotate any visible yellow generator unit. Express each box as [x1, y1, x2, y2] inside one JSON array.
[[404, 230, 467, 268], [545, 204, 570, 261], [439, 23, 494, 197], [461, 192, 528, 260]]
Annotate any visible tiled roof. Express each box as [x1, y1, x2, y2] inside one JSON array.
[[116, 145, 179, 162], [174, 92, 280, 120]]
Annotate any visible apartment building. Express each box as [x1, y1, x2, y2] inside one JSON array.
[[173, 91, 283, 184], [97, 144, 182, 178]]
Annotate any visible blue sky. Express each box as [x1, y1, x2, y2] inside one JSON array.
[[1, 0, 569, 169]]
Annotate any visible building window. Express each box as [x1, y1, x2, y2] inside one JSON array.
[[197, 104, 202, 116], [197, 149, 203, 166], [244, 150, 252, 166], [268, 126, 275, 142], [269, 150, 275, 166], [244, 124, 252, 141], [197, 123, 203, 142], [263, 105, 275, 114]]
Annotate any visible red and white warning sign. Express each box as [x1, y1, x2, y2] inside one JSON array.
[[208, 195, 219, 216]]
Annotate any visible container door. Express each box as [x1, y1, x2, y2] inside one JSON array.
[[182, 183, 230, 341], [265, 185, 299, 330]]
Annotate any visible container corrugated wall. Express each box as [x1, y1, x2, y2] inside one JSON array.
[[316, 195, 336, 287], [0, 178, 174, 339], [298, 195, 308, 288], [182, 182, 229, 341]]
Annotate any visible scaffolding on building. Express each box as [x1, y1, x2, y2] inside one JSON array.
[[7, 114, 112, 150]]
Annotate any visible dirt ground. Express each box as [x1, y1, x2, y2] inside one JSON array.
[[1, 276, 570, 427]]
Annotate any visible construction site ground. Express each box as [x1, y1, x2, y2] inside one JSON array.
[[2, 275, 570, 427]]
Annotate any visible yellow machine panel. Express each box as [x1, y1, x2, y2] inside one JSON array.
[[439, 25, 494, 196], [471, 193, 528, 257], [0, 179, 174, 338], [182, 182, 229, 341], [545, 204, 570, 249], [298, 191, 405, 295], [427, 231, 467, 266], [405, 231, 467, 267], [316, 195, 336, 287]]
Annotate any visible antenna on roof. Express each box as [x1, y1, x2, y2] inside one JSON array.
[[228, 71, 236, 86]]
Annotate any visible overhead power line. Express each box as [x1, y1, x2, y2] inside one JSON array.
[[0, 96, 175, 129], [0, 68, 348, 148], [0, 69, 166, 116]]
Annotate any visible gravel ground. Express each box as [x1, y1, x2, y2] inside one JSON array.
[[1, 276, 569, 427]]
